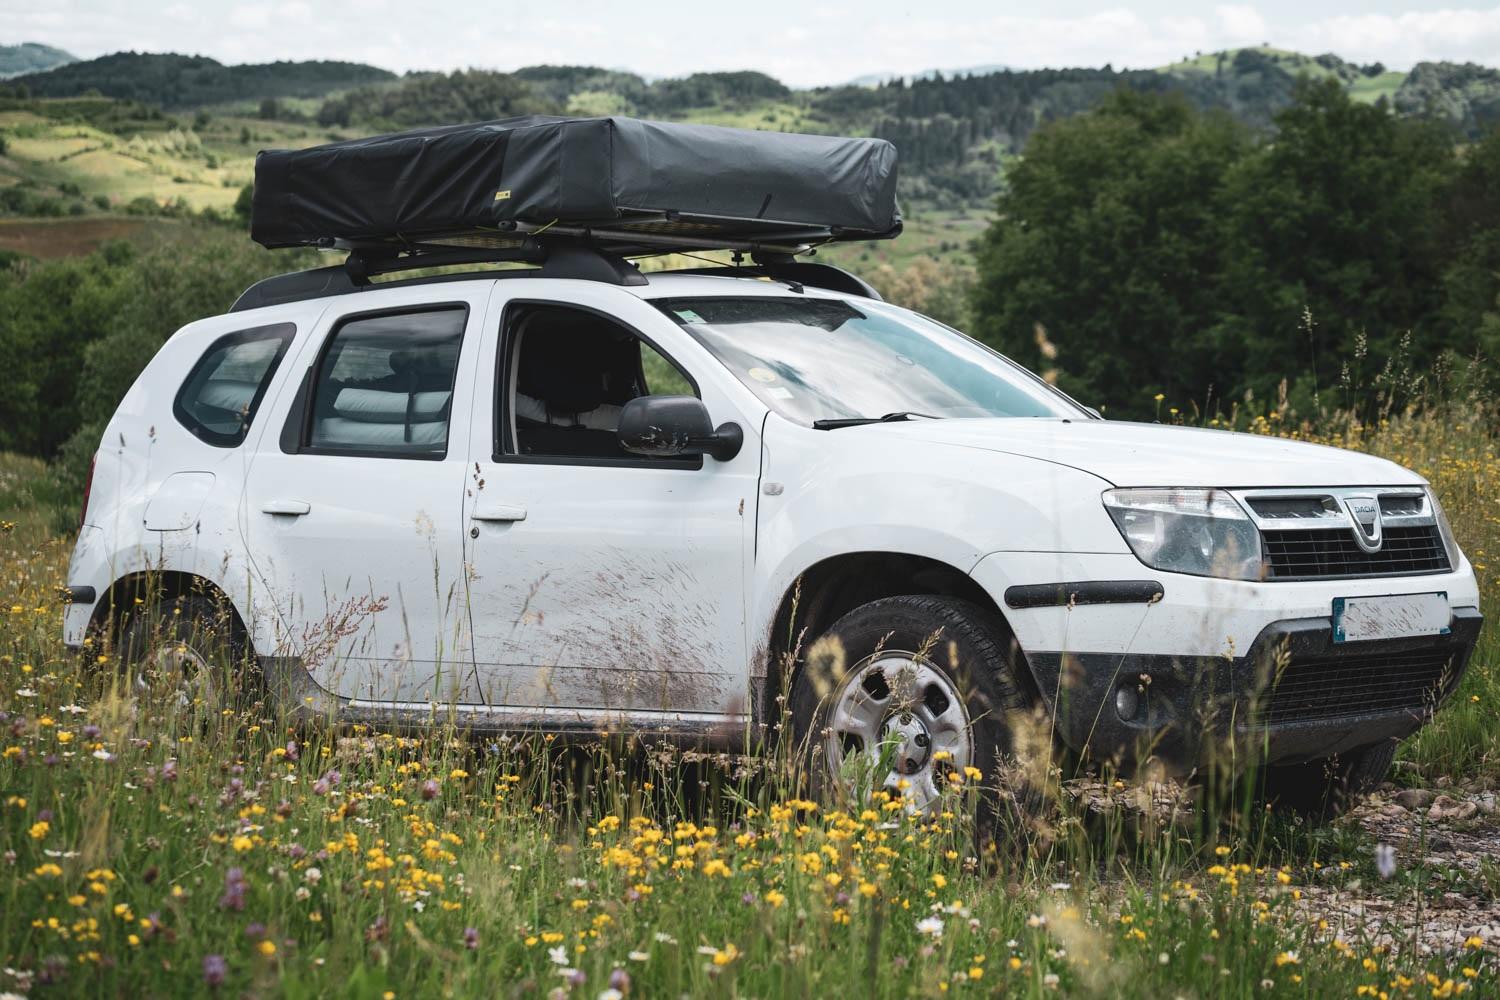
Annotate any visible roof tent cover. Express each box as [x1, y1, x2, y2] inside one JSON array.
[[251, 115, 900, 254]]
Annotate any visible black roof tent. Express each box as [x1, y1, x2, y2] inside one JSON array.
[[235, 115, 900, 311], [250, 115, 901, 258]]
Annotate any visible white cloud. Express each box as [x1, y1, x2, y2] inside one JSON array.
[[1290, 8, 1500, 68], [1216, 5, 1269, 45], [227, 4, 270, 29], [5, 2, 1500, 86]]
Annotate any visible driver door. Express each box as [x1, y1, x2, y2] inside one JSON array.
[[461, 283, 760, 722]]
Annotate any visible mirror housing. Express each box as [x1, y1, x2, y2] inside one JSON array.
[[618, 396, 743, 461]]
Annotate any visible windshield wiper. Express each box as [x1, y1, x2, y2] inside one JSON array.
[[811, 411, 943, 430]]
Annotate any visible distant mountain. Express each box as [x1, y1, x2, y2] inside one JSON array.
[[13, 51, 395, 107], [845, 64, 1012, 87], [0, 42, 75, 79], [7, 43, 1500, 216]]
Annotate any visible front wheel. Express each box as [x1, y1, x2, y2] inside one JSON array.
[[789, 595, 1037, 821]]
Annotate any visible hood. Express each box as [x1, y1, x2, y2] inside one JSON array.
[[879, 418, 1423, 489]]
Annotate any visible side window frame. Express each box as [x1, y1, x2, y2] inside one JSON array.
[[173, 322, 296, 448], [493, 299, 702, 470], [279, 302, 469, 462]]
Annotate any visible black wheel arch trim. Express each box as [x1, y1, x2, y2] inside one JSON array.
[[1004, 579, 1164, 610]]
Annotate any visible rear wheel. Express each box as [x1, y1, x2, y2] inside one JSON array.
[[115, 592, 256, 715], [789, 595, 1036, 824], [1257, 742, 1397, 822]]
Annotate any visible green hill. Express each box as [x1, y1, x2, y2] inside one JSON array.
[[0, 42, 75, 79], [6, 44, 1500, 265], [12, 52, 395, 108]]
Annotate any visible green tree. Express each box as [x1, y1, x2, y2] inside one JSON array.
[[1213, 78, 1455, 407], [970, 90, 1249, 412], [1436, 126, 1500, 365], [971, 81, 1459, 417]]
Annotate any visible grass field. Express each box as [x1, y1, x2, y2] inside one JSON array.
[[0, 393, 1495, 996], [0, 104, 343, 213]]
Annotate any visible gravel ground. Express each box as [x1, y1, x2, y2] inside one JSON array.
[[1301, 784, 1500, 956], [1061, 776, 1500, 958]]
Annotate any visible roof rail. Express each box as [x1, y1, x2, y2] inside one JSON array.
[[230, 239, 881, 313], [231, 240, 646, 313], [671, 253, 883, 301]]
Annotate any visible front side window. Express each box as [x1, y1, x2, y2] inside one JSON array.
[[655, 297, 1085, 426], [501, 304, 697, 462], [174, 323, 295, 447], [307, 307, 466, 457]]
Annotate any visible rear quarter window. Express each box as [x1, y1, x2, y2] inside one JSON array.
[[173, 323, 295, 447]]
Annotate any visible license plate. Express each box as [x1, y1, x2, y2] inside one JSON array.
[[1332, 592, 1451, 643]]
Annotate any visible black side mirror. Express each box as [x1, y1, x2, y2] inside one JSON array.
[[618, 396, 743, 461]]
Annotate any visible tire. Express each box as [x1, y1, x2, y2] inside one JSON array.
[[788, 595, 1038, 834], [1257, 741, 1397, 822], [115, 592, 257, 715]]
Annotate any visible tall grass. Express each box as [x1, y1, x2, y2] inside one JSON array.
[[0, 391, 1495, 996]]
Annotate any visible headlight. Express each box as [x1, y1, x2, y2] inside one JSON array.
[[1427, 487, 1462, 568], [1103, 488, 1264, 580]]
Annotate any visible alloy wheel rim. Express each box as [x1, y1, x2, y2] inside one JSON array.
[[823, 651, 973, 813], [140, 642, 216, 711]]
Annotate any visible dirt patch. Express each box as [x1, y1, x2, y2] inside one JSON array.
[[0, 216, 178, 258]]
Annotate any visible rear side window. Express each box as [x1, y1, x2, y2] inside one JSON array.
[[306, 306, 466, 458], [174, 323, 295, 447]]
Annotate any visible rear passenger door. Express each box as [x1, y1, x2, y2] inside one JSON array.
[[462, 283, 759, 722], [241, 287, 487, 706]]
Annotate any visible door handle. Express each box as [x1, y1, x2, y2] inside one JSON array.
[[471, 503, 527, 522], [262, 499, 311, 516]]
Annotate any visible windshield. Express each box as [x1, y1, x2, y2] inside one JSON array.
[[654, 296, 1085, 426]]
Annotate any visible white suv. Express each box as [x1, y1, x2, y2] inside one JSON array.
[[63, 251, 1482, 818]]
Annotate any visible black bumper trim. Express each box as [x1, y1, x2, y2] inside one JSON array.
[[1022, 606, 1483, 774], [1004, 579, 1164, 610], [63, 585, 96, 605]]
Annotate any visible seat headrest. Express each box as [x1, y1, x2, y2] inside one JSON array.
[[516, 310, 636, 413]]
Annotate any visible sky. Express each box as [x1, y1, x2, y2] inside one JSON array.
[[6, 1, 1500, 87]]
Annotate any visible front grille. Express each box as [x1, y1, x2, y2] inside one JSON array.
[[1262, 525, 1450, 579], [1257, 647, 1457, 725]]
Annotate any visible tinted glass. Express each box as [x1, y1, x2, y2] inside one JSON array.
[[504, 304, 697, 462], [656, 297, 1084, 425], [308, 308, 466, 457], [174, 323, 295, 447]]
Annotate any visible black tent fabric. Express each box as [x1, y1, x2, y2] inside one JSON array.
[[251, 115, 900, 252]]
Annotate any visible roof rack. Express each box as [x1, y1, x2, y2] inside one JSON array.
[[229, 240, 883, 313]]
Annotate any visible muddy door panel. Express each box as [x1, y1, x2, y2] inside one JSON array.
[[465, 464, 751, 714]]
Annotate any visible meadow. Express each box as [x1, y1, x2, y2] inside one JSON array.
[[0, 392, 1495, 998]]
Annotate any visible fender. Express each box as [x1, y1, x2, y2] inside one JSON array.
[[751, 416, 1126, 644]]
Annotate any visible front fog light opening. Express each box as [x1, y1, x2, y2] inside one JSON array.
[[1115, 684, 1139, 721]]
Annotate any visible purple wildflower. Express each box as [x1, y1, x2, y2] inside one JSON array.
[[202, 954, 227, 987], [463, 927, 479, 950], [219, 867, 248, 911]]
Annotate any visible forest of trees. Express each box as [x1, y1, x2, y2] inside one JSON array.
[[972, 79, 1500, 417], [12, 52, 394, 107]]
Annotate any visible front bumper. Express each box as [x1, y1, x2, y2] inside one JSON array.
[[1024, 607, 1483, 774], [970, 550, 1484, 774]]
